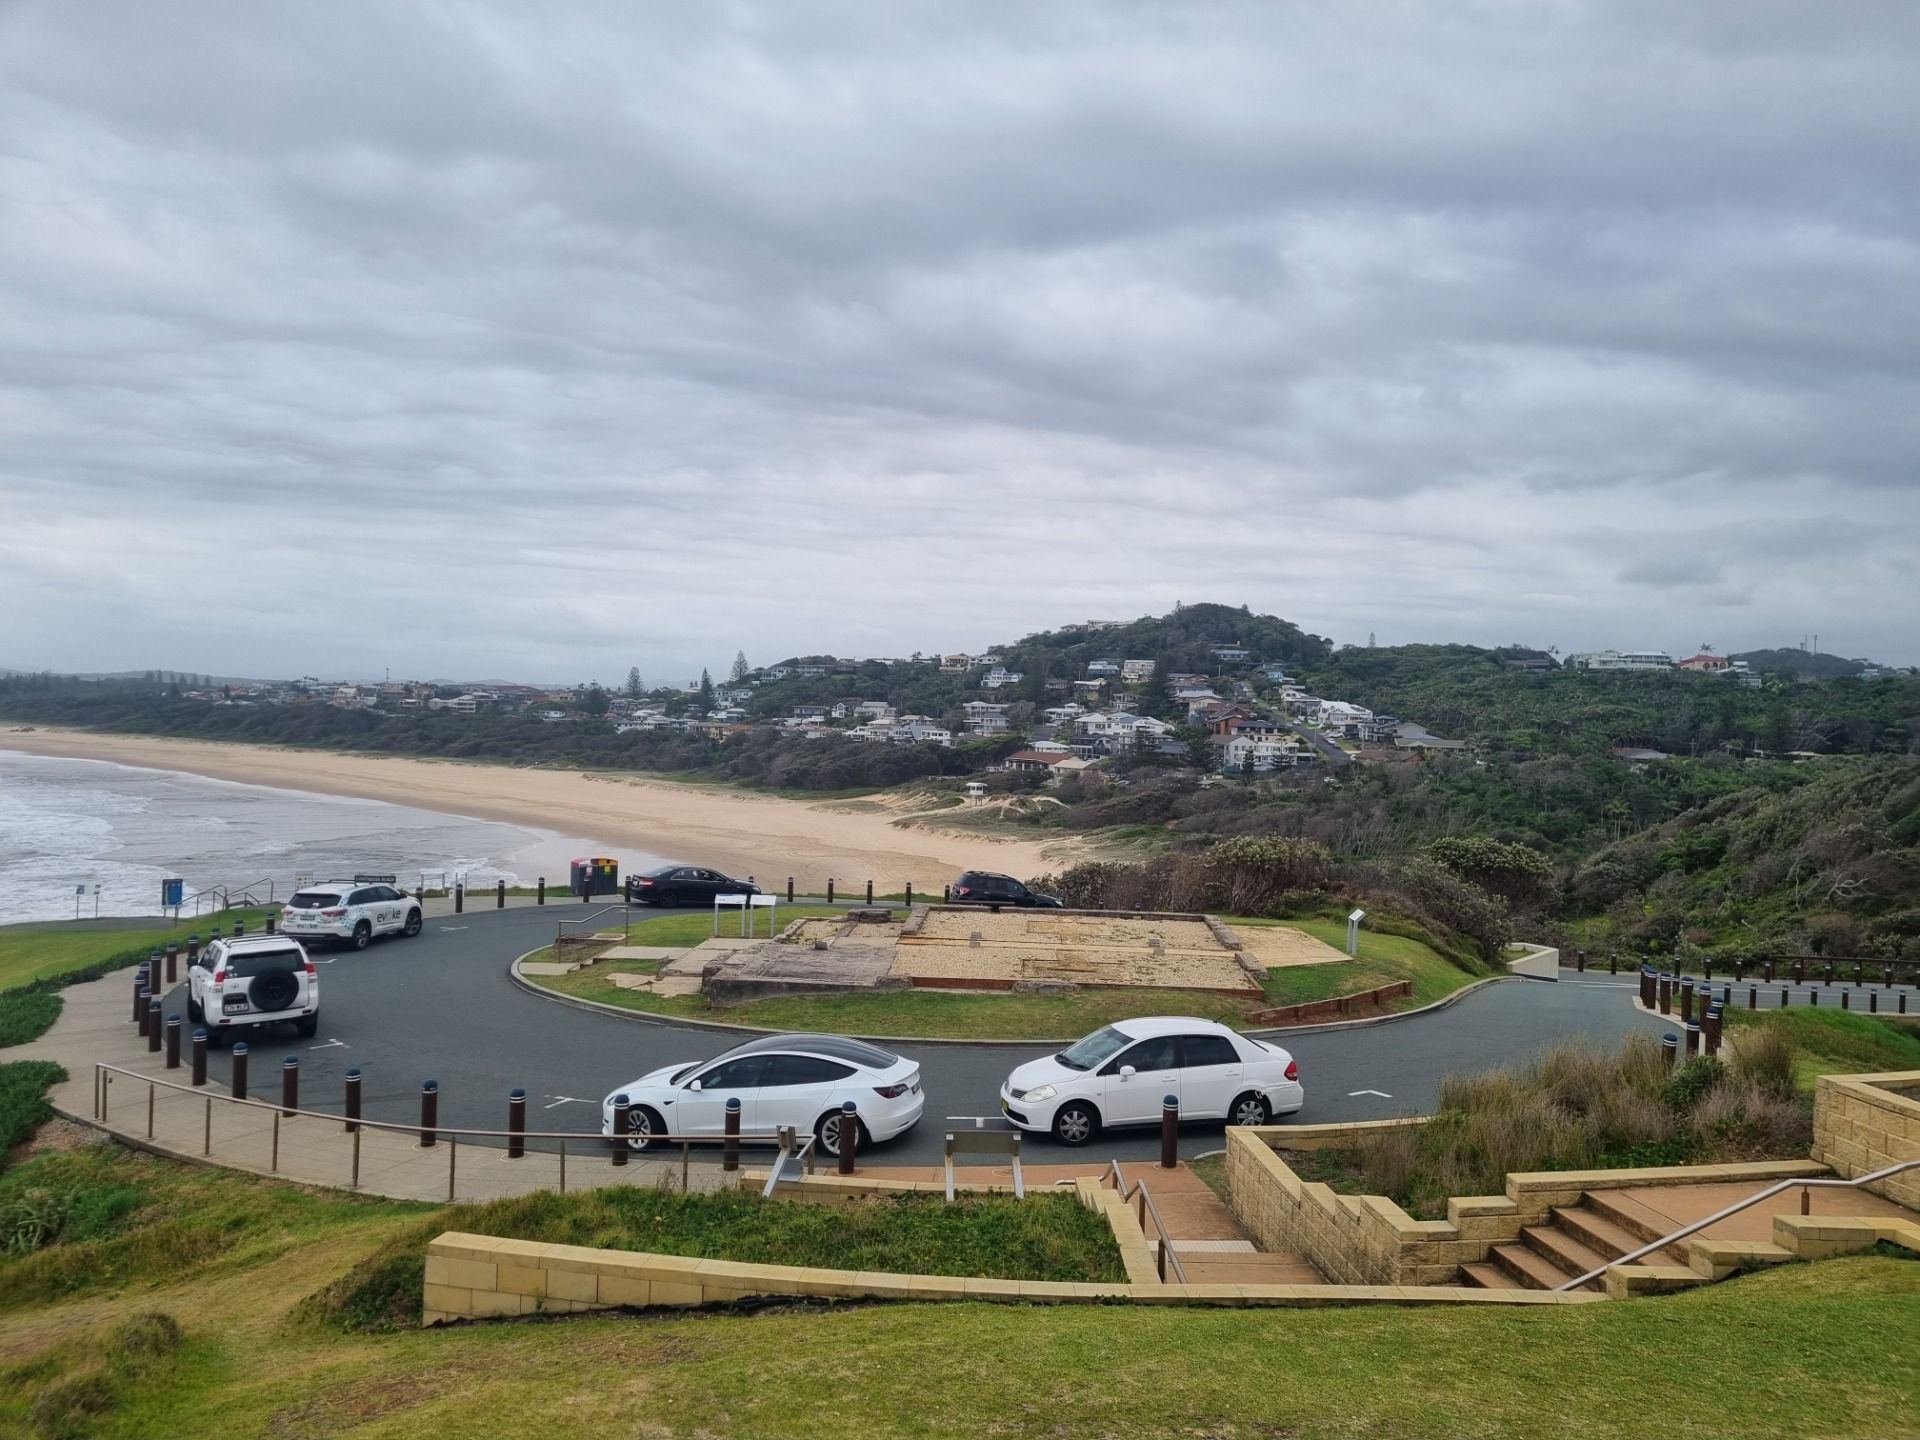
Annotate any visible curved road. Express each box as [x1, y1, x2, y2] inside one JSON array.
[[162, 904, 1670, 1166]]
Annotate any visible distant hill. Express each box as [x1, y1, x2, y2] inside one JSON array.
[[1732, 649, 1883, 680]]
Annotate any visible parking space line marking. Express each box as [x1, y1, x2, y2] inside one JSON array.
[[308, 1038, 348, 1050], [1347, 1089, 1391, 1098], [543, 1095, 589, 1109]]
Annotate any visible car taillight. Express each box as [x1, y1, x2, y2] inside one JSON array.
[[322, 908, 347, 918], [638, 878, 654, 886], [1284, 1059, 1299, 1081], [212, 970, 226, 985], [873, 1082, 910, 1098], [304, 960, 316, 976]]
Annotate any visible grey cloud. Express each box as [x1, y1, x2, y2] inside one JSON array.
[[1, 0, 1918, 680]]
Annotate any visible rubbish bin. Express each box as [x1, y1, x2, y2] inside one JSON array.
[[570, 856, 619, 898]]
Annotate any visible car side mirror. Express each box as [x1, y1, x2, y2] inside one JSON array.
[[688, 1079, 703, 1092], [1119, 1065, 1136, 1079]]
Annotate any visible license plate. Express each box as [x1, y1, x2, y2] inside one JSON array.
[[223, 998, 249, 1012]]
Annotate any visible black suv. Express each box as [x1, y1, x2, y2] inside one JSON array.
[[949, 871, 1063, 908]]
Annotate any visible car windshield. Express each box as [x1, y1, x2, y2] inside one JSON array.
[[286, 891, 342, 909], [1056, 1025, 1134, 1072], [222, 949, 305, 978], [668, 1063, 700, 1085]]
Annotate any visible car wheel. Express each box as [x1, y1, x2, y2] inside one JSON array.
[[351, 921, 372, 950], [626, 1106, 665, 1152], [816, 1110, 867, 1159], [187, 994, 204, 1025], [1052, 1102, 1098, 1147], [296, 1014, 319, 1038], [205, 1026, 229, 1049], [402, 909, 422, 937], [1228, 1091, 1271, 1128]]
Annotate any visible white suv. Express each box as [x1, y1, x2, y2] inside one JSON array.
[[280, 882, 423, 950], [188, 935, 320, 1045]]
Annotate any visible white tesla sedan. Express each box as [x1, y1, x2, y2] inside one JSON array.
[[999, 1016, 1303, 1146], [601, 1033, 924, 1158]]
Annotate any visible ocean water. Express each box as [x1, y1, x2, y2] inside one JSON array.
[[0, 749, 635, 925]]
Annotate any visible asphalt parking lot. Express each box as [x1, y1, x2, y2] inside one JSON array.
[[162, 903, 1673, 1167]]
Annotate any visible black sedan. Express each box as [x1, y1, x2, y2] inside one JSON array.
[[626, 864, 761, 907]]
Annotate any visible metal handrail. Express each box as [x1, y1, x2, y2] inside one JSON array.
[[1102, 1160, 1189, 1284], [1555, 1158, 1920, 1292], [556, 902, 632, 944], [93, 1061, 780, 1146]]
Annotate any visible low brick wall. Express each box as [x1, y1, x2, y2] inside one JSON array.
[[1222, 1129, 1829, 1286], [1811, 1070, 1920, 1209], [1244, 981, 1411, 1026]]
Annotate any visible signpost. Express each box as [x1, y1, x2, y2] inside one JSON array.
[[1346, 907, 1367, 958], [161, 878, 184, 918]]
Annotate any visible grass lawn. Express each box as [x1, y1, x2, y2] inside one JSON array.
[[3, 1145, 1916, 1438], [0, 908, 275, 992], [1724, 1008, 1920, 1088], [532, 914, 1476, 1039]]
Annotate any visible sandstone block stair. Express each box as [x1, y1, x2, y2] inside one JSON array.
[[1460, 1190, 1690, 1292]]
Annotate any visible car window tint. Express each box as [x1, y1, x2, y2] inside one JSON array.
[[761, 1056, 857, 1087], [287, 891, 341, 909], [222, 949, 306, 978], [346, 890, 372, 906], [694, 1056, 766, 1090], [1107, 1036, 1178, 1073], [1179, 1035, 1239, 1068]]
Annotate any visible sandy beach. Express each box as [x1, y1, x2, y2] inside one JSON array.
[[0, 729, 1082, 893]]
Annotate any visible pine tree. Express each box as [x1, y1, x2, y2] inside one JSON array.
[[626, 666, 643, 698], [730, 651, 751, 683], [699, 669, 714, 708]]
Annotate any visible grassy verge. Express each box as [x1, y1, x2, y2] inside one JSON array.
[[1723, 1007, 1920, 1088], [0, 909, 274, 992], [536, 914, 1469, 1039], [2, 1144, 1915, 1440]]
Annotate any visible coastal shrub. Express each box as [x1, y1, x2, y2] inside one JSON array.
[[1349, 1035, 1813, 1218], [0, 993, 62, 1049], [1727, 1026, 1797, 1098], [29, 1374, 114, 1440], [0, 1061, 68, 1166], [1203, 836, 1334, 915]]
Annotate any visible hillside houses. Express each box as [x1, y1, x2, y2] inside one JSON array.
[[980, 666, 1024, 689]]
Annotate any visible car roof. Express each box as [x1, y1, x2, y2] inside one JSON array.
[[1107, 1016, 1231, 1039], [715, 1032, 900, 1069], [213, 935, 307, 953], [295, 882, 360, 891], [957, 870, 1013, 881]]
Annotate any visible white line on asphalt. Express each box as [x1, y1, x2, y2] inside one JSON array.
[[1347, 1089, 1391, 1098], [438, 926, 468, 932], [543, 1095, 589, 1108], [308, 1038, 347, 1050]]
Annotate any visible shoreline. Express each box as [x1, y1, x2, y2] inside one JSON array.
[[0, 728, 1081, 892]]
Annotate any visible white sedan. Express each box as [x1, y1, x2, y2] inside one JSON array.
[[1000, 1016, 1303, 1146], [601, 1033, 924, 1158]]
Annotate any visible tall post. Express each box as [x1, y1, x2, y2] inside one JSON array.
[[497, 879, 506, 909], [146, 999, 162, 1052], [827, 877, 835, 905], [1679, 977, 1694, 1025], [787, 876, 795, 903], [344, 1067, 362, 1133], [1657, 973, 1671, 1015], [537, 877, 546, 906], [454, 884, 464, 914], [281, 1055, 299, 1116], [1704, 1007, 1722, 1057], [865, 880, 874, 905], [1841, 988, 1850, 1010], [419, 1079, 439, 1147], [164, 1015, 181, 1069], [838, 1100, 859, 1175], [508, 1088, 526, 1159], [1764, 959, 1775, 983], [1748, 986, 1757, 1011], [166, 942, 180, 985], [1660, 1034, 1678, 1070], [723, 1097, 741, 1173], [1781, 986, 1790, 1008], [1575, 948, 1586, 973], [134, 979, 149, 1029], [231, 1042, 250, 1100], [147, 953, 163, 1003], [610, 1094, 630, 1166], [233, 920, 245, 938], [1160, 1094, 1180, 1169], [905, 881, 914, 909], [190, 1028, 207, 1086], [186, 936, 201, 971], [265, 908, 277, 933]]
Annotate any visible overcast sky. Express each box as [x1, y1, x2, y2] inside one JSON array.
[[3, 2, 1917, 683]]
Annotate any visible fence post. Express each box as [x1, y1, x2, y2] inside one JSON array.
[[508, 1088, 526, 1158], [282, 1055, 299, 1116], [1161, 1094, 1180, 1168], [231, 1042, 249, 1100], [611, 1094, 630, 1166], [537, 877, 545, 906], [1660, 1033, 1678, 1069], [838, 1100, 859, 1175], [724, 1098, 741, 1173], [419, 1079, 439, 1147], [191, 1028, 207, 1086], [164, 1015, 181, 1069], [344, 1068, 361, 1132], [147, 999, 162, 1052]]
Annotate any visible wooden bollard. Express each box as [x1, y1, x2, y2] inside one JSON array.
[[1679, 978, 1694, 1024], [827, 877, 835, 904], [190, 1028, 207, 1086], [1661, 1034, 1678, 1069], [134, 978, 149, 1028], [282, 1055, 299, 1116], [723, 1098, 741, 1172], [344, 1068, 362, 1133], [787, 876, 795, 903], [146, 999, 162, 1051], [497, 879, 506, 909], [1160, 1094, 1180, 1169], [865, 880, 874, 905], [905, 881, 914, 908], [164, 1015, 181, 1069], [419, 1079, 439, 1147], [166, 943, 180, 985], [454, 884, 464, 914], [508, 1088, 526, 1159], [537, 877, 545, 906], [231, 1042, 250, 1100], [610, 1095, 630, 1166]]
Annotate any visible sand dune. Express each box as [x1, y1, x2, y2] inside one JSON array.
[[0, 728, 1084, 891]]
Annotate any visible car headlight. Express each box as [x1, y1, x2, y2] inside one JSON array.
[[1018, 1084, 1056, 1104]]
